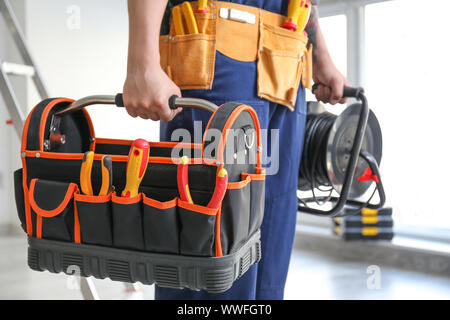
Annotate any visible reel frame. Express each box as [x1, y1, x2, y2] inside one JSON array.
[[298, 87, 386, 217]]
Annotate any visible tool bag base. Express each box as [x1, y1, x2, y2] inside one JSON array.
[[27, 230, 260, 293]]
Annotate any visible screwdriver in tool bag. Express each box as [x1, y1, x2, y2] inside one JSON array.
[[181, 1, 199, 34], [197, 0, 208, 13], [177, 156, 193, 203], [122, 139, 150, 198], [172, 5, 185, 35], [207, 167, 228, 209]]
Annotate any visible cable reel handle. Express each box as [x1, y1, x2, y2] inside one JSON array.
[[311, 84, 365, 100]]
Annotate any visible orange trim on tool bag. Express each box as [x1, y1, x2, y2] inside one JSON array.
[[215, 207, 223, 257], [28, 179, 78, 218], [227, 175, 251, 189], [242, 172, 266, 181], [39, 98, 74, 151], [81, 109, 96, 151], [95, 137, 202, 150], [22, 150, 219, 167], [74, 193, 112, 203], [74, 202, 81, 243], [111, 192, 142, 204], [178, 199, 218, 216], [21, 105, 35, 236], [143, 196, 177, 209], [36, 215, 42, 239], [202, 104, 263, 169]]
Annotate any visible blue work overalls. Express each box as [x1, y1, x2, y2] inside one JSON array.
[[158, 0, 307, 300]]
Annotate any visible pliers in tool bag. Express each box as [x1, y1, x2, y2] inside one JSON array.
[[80, 151, 113, 196]]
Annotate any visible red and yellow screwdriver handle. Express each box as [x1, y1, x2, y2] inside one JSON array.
[[122, 139, 150, 198], [207, 167, 228, 209], [197, 0, 208, 13], [177, 156, 193, 203], [283, 0, 310, 32]]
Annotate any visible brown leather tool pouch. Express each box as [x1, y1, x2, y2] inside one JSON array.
[[161, 1, 311, 109]]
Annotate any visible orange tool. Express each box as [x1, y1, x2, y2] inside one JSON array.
[[122, 139, 150, 198], [172, 5, 185, 35], [207, 168, 228, 209], [296, 0, 311, 33], [197, 0, 208, 13], [181, 1, 199, 34], [80, 151, 113, 196], [177, 156, 193, 203]]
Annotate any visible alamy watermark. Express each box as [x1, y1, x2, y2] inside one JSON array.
[[366, 265, 381, 290], [66, 5, 81, 30], [170, 121, 280, 175]]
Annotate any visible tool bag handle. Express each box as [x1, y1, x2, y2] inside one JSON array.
[[55, 94, 218, 117]]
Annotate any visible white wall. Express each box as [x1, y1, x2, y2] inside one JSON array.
[[0, 0, 160, 232], [0, 0, 26, 232], [26, 0, 160, 141]]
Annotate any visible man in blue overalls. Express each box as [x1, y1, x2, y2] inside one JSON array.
[[123, 0, 349, 300]]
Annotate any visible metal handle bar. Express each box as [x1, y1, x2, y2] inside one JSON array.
[[55, 94, 218, 117]]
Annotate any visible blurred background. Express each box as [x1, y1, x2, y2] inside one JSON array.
[[0, 0, 449, 300]]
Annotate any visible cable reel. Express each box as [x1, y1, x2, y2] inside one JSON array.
[[298, 86, 386, 217]]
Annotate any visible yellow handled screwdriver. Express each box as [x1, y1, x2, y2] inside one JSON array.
[[122, 139, 150, 198], [283, 0, 303, 31], [197, 0, 208, 13], [296, 0, 311, 33], [181, 1, 199, 34], [172, 5, 185, 35]]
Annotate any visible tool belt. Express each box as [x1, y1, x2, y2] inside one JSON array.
[[160, 1, 313, 110], [14, 97, 265, 292]]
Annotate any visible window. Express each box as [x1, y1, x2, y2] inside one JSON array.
[[366, 0, 450, 236]]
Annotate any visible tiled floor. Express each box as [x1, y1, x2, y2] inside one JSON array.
[[1, 234, 449, 300]]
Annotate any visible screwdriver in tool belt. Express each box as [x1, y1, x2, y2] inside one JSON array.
[[296, 0, 311, 33], [172, 5, 185, 35], [122, 139, 150, 198], [181, 1, 199, 34], [197, 0, 208, 13], [283, 0, 303, 31]]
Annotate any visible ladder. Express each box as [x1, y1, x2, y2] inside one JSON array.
[[0, 0, 144, 300]]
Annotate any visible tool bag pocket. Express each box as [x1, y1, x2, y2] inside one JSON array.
[[14, 169, 27, 233], [178, 199, 218, 257], [28, 179, 78, 242], [160, 33, 216, 90], [257, 23, 308, 110], [111, 193, 145, 250], [221, 176, 252, 255], [142, 196, 179, 254], [75, 193, 113, 246], [244, 171, 266, 237]]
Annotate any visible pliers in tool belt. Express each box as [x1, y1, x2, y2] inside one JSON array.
[[80, 151, 113, 196]]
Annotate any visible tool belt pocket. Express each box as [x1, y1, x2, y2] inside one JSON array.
[[257, 23, 308, 110], [75, 193, 113, 246], [160, 33, 216, 90], [28, 179, 78, 242]]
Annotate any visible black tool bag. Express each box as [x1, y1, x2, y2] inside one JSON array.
[[14, 97, 265, 293]]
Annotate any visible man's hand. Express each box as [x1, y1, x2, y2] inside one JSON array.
[[124, 0, 181, 121], [123, 65, 182, 121], [305, 2, 350, 105], [312, 55, 350, 105]]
